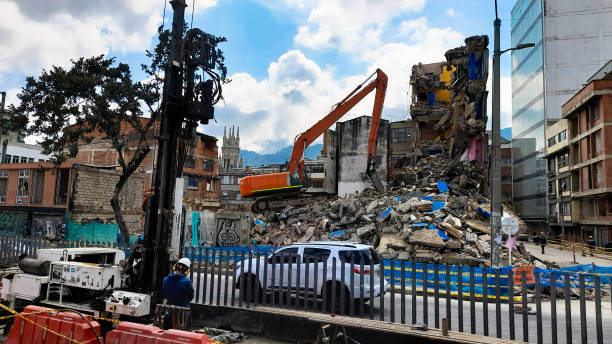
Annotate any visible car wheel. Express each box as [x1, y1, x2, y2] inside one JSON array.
[[240, 274, 262, 302], [324, 283, 350, 314]]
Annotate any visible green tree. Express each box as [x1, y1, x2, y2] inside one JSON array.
[[9, 26, 228, 245]]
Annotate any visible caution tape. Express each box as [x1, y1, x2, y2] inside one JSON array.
[[0, 302, 91, 344]]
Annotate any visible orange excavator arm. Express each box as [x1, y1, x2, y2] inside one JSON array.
[[286, 69, 388, 181]]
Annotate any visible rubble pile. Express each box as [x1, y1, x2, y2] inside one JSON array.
[[252, 155, 529, 267]]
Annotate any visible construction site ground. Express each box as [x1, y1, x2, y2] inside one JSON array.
[[522, 242, 612, 267]]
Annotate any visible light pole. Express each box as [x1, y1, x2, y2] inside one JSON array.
[[491, 0, 534, 267]]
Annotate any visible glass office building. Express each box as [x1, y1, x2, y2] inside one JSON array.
[[511, 0, 547, 225]]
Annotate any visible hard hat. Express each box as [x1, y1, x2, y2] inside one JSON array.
[[177, 257, 191, 269]]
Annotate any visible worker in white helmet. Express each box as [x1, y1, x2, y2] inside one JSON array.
[[163, 257, 194, 308]]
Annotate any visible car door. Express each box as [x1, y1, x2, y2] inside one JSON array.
[[302, 247, 331, 295], [266, 247, 299, 288]]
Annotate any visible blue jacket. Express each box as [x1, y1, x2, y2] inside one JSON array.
[[163, 273, 194, 307]]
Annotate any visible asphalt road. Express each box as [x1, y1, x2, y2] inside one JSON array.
[[191, 273, 612, 344]]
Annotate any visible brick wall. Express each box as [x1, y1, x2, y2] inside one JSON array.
[[69, 165, 145, 234]]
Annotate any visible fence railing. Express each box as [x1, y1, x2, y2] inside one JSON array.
[[184, 246, 612, 344], [0, 235, 129, 264], [548, 236, 612, 257], [1, 236, 611, 344]]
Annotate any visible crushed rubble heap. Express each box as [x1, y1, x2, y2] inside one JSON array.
[[252, 155, 539, 268]]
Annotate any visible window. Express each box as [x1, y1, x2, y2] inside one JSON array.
[[310, 164, 324, 174], [184, 156, 195, 169], [16, 170, 30, 204], [562, 202, 571, 215], [30, 170, 45, 204], [20, 157, 27, 163], [501, 175, 512, 183], [501, 157, 512, 165], [391, 127, 407, 143], [548, 181, 556, 194], [595, 161, 603, 185], [221, 175, 232, 184], [592, 101, 600, 120], [557, 130, 567, 142], [3, 155, 10, 164], [594, 130, 602, 153], [0, 170, 7, 203], [203, 159, 214, 172], [338, 249, 380, 265], [549, 203, 557, 215], [28, 158, 34, 163], [311, 180, 324, 188], [547, 136, 556, 147], [302, 248, 331, 263], [548, 158, 555, 173], [12, 156, 20, 163], [187, 175, 199, 189], [270, 247, 299, 263], [558, 152, 568, 169], [54, 168, 69, 204], [560, 177, 569, 192]]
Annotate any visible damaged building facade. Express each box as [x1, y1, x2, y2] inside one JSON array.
[[410, 36, 489, 164]]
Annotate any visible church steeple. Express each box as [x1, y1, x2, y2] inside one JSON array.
[[220, 125, 241, 172]]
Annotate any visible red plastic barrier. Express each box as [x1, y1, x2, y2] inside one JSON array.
[[105, 322, 212, 344], [7, 305, 103, 344]]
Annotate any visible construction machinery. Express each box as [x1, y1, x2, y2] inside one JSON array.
[[240, 69, 388, 212]]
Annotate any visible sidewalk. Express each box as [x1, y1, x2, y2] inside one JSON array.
[[522, 241, 612, 267]]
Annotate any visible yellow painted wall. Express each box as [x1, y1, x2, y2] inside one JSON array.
[[434, 65, 455, 103]]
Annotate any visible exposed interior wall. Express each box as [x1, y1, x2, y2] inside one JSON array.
[[69, 165, 145, 240], [336, 116, 389, 197]]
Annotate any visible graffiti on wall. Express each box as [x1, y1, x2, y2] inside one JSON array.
[[0, 212, 66, 239], [216, 219, 239, 246], [31, 215, 66, 240]]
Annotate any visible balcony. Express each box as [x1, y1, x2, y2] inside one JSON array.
[[547, 170, 556, 177], [548, 214, 558, 222], [547, 193, 557, 200]]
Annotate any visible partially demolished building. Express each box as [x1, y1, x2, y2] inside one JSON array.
[[410, 35, 489, 162]]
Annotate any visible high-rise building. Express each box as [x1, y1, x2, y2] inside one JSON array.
[[510, 0, 612, 234]]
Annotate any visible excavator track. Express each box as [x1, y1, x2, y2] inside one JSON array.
[[251, 192, 332, 213]]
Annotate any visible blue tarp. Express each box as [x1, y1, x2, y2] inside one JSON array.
[[431, 201, 446, 211], [437, 181, 449, 193], [382, 261, 612, 297]]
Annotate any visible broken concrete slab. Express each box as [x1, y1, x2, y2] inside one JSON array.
[[409, 229, 446, 248]]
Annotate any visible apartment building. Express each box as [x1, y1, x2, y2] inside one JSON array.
[[562, 62, 612, 244], [545, 119, 574, 238]]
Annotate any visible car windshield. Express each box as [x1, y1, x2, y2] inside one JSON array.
[[338, 249, 380, 265]]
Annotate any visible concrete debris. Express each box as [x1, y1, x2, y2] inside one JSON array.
[[251, 155, 531, 267]]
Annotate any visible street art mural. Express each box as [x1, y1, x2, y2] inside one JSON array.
[[0, 212, 66, 239], [216, 219, 239, 246], [31, 215, 66, 240]]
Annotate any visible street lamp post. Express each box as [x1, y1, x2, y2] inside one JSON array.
[[491, 0, 535, 267]]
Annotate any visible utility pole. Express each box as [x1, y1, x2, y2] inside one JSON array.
[[491, 3, 502, 268], [491, 0, 534, 267]]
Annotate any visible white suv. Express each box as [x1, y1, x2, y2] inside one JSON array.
[[234, 242, 386, 310]]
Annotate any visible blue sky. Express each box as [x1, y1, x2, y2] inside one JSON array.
[[0, 0, 519, 153]]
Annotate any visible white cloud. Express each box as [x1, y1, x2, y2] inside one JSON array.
[[445, 8, 460, 18], [0, 0, 216, 78], [212, 3, 469, 153], [294, 0, 426, 52]]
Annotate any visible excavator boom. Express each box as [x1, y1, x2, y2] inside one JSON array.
[[240, 69, 388, 206]]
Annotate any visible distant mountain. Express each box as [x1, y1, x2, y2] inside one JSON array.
[[501, 127, 512, 141], [241, 144, 324, 167]]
